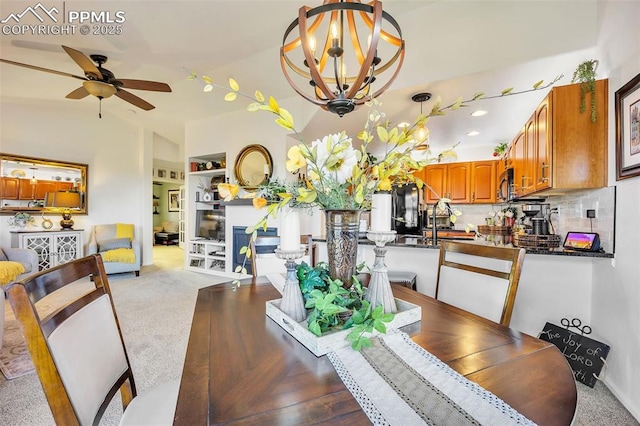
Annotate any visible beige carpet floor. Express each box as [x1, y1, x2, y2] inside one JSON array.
[[0, 245, 637, 425]]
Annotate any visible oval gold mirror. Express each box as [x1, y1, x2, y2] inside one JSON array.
[[234, 144, 273, 189]]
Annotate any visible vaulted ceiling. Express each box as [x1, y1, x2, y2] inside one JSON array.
[[0, 1, 603, 157]]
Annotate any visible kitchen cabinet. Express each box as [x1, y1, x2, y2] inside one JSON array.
[[470, 161, 497, 203], [423, 163, 471, 204], [34, 180, 57, 200], [534, 95, 551, 192], [423, 164, 447, 204], [18, 178, 36, 200], [510, 79, 608, 198], [17, 179, 75, 200], [0, 177, 19, 199], [424, 161, 496, 204], [11, 229, 84, 271]]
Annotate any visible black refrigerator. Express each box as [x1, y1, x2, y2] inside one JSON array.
[[391, 184, 423, 235]]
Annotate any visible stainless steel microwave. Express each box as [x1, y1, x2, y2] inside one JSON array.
[[498, 168, 515, 202]]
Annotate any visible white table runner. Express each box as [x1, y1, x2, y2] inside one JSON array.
[[328, 331, 537, 426]]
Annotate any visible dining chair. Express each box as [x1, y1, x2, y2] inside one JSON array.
[[249, 234, 314, 277], [435, 241, 526, 327], [5, 254, 178, 426]]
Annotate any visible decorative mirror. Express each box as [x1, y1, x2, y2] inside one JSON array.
[[234, 144, 273, 189], [0, 153, 88, 214]]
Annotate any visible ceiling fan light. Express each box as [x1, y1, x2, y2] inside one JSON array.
[[83, 80, 116, 99]]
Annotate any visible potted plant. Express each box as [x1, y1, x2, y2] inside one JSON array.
[[297, 261, 394, 350], [571, 60, 599, 123], [7, 212, 36, 228], [502, 206, 519, 227]]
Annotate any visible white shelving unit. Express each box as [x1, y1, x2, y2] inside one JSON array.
[[186, 152, 229, 276], [186, 239, 226, 273]]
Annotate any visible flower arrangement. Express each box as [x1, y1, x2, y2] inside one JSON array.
[[7, 212, 36, 227], [190, 71, 561, 278]]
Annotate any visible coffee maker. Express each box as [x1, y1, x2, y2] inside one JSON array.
[[521, 203, 552, 235]]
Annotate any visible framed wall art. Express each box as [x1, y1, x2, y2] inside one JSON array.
[[615, 72, 640, 180], [168, 189, 180, 212]]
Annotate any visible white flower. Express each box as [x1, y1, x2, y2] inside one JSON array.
[[505, 210, 514, 218], [309, 133, 358, 185]]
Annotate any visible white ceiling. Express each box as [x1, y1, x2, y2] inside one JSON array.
[[0, 0, 604, 158]]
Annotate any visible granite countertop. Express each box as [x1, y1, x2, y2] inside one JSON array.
[[313, 234, 615, 259]]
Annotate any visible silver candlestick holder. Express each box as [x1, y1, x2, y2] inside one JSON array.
[[365, 230, 398, 313], [274, 246, 307, 322]]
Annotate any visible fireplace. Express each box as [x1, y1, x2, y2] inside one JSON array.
[[232, 226, 277, 274]]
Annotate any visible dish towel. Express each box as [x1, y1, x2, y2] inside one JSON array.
[[328, 331, 536, 426]]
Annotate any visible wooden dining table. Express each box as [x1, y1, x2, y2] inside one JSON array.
[[174, 277, 577, 425]]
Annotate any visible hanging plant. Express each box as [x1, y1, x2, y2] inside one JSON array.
[[571, 60, 599, 123]]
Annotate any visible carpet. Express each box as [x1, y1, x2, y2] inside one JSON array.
[[0, 319, 34, 380]]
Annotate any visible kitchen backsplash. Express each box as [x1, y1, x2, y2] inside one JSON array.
[[451, 186, 616, 253]]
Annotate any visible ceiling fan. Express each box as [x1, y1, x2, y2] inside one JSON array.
[[0, 45, 171, 117]]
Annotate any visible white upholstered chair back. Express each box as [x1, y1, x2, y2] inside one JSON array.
[[435, 241, 526, 327]]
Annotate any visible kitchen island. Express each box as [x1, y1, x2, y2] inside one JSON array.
[[313, 234, 614, 337]]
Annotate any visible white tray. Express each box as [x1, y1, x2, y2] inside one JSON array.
[[265, 298, 422, 357]]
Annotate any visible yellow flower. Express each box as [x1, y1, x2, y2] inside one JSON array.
[[217, 183, 239, 201], [252, 197, 267, 210], [286, 145, 306, 172], [378, 178, 392, 191]]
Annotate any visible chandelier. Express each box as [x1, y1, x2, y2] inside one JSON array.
[[280, 0, 405, 117]]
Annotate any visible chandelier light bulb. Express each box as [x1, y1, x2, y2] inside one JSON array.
[[308, 35, 316, 54]]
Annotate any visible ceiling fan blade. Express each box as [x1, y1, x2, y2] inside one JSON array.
[[62, 45, 103, 80], [118, 79, 172, 92], [115, 89, 155, 110], [0, 58, 87, 81], [66, 86, 90, 99]]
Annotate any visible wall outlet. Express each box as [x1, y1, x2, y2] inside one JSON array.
[[586, 209, 596, 218]]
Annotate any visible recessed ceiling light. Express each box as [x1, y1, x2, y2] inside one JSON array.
[[467, 131, 480, 136], [471, 110, 487, 117]]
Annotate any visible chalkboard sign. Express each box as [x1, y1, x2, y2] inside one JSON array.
[[539, 321, 610, 388]]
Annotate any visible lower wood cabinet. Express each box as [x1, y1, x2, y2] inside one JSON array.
[[11, 229, 84, 271]]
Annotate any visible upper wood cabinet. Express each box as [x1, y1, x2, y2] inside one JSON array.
[[423, 164, 448, 204], [424, 160, 496, 204], [18, 179, 35, 200], [511, 79, 608, 198], [6, 178, 75, 200], [0, 177, 19, 199], [534, 95, 551, 192], [34, 180, 57, 200], [471, 161, 497, 204]]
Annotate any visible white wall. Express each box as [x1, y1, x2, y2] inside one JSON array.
[[0, 101, 154, 265], [591, 0, 640, 418]]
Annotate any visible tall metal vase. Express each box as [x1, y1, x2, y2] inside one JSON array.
[[324, 209, 363, 287]]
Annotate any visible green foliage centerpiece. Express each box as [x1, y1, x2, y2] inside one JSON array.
[[297, 262, 393, 350]]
